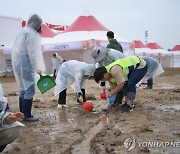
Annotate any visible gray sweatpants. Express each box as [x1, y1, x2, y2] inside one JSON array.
[[0, 127, 21, 145]]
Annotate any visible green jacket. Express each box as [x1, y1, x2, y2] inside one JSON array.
[[107, 39, 123, 53]]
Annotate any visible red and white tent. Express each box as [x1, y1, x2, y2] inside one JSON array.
[[134, 40, 159, 56], [42, 12, 134, 73], [146, 41, 173, 67], [171, 45, 180, 67], [133, 40, 173, 68], [40, 24, 57, 38], [146, 42, 163, 49], [171, 45, 180, 51]]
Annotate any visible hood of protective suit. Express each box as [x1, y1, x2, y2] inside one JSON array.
[[0, 84, 7, 103], [26, 14, 42, 31], [82, 64, 96, 76]]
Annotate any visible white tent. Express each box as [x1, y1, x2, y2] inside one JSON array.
[[42, 13, 134, 74], [134, 40, 173, 68], [171, 45, 180, 67], [146, 42, 173, 68]]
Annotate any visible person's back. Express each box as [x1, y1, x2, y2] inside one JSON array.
[[103, 48, 125, 66], [91, 46, 125, 66], [140, 56, 164, 89], [106, 31, 123, 53]]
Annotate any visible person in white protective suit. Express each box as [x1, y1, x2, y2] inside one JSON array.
[[12, 14, 45, 122], [51, 53, 63, 79], [54, 60, 96, 108], [140, 56, 164, 89], [0, 84, 24, 152]]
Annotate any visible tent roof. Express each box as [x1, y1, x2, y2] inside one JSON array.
[[146, 42, 163, 49], [133, 40, 147, 48], [171, 45, 180, 51], [40, 24, 56, 38], [63, 15, 109, 32], [21, 21, 56, 38]]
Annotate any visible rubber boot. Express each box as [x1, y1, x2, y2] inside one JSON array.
[[81, 89, 86, 102], [147, 78, 153, 89], [144, 79, 153, 89], [22, 99, 39, 122], [19, 97, 23, 112]]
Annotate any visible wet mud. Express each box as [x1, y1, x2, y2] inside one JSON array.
[[1, 68, 180, 154]]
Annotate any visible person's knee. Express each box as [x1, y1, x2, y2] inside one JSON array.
[[0, 127, 21, 146]]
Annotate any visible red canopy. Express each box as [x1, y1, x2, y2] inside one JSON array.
[[133, 40, 147, 48], [146, 42, 163, 49], [63, 15, 109, 33], [21, 20, 56, 38], [40, 24, 56, 38], [171, 45, 180, 51]]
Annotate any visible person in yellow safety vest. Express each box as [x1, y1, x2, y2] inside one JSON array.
[[94, 56, 148, 112]]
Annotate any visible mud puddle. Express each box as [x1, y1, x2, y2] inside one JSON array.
[[155, 84, 178, 89], [72, 114, 108, 154], [156, 104, 180, 111]]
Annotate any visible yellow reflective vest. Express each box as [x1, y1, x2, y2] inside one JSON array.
[[105, 56, 141, 83]]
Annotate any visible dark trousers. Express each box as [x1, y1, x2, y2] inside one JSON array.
[[58, 89, 86, 105], [53, 69, 57, 79], [0, 145, 7, 153], [58, 89, 67, 105], [114, 90, 124, 105]]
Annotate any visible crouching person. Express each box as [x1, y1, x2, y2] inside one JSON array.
[[54, 60, 96, 108], [141, 56, 164, 89], [0, 84, 24, 153], [94, 56, 148, 112]]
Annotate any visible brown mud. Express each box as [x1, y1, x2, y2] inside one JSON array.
[[1, 68, 180, 154]]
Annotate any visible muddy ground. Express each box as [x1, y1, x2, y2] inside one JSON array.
[[1, 68, 180, 154]]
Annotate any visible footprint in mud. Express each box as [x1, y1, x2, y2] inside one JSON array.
[[5, 92, 18, 96]]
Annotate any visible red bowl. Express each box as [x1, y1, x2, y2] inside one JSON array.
[[83, 102, 93, 112]]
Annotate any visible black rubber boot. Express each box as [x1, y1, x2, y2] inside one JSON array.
[[147, 78, 153, 89], [22, 99, 39, 122], [19, 97, 23, 112]]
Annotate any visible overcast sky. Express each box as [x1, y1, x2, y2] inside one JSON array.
[[0, 0, 180, 50]]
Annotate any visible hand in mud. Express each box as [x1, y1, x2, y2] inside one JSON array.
[[4, 112, 24, 124], [78, 95, 84, 104]]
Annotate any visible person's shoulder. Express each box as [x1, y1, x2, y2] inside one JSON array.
[[24, 26, 40, 36]]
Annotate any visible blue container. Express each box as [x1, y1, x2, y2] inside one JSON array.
[[108, 95, 116, 104]]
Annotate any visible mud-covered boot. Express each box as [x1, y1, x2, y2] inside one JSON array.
[[22, 99, 39, 122]]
